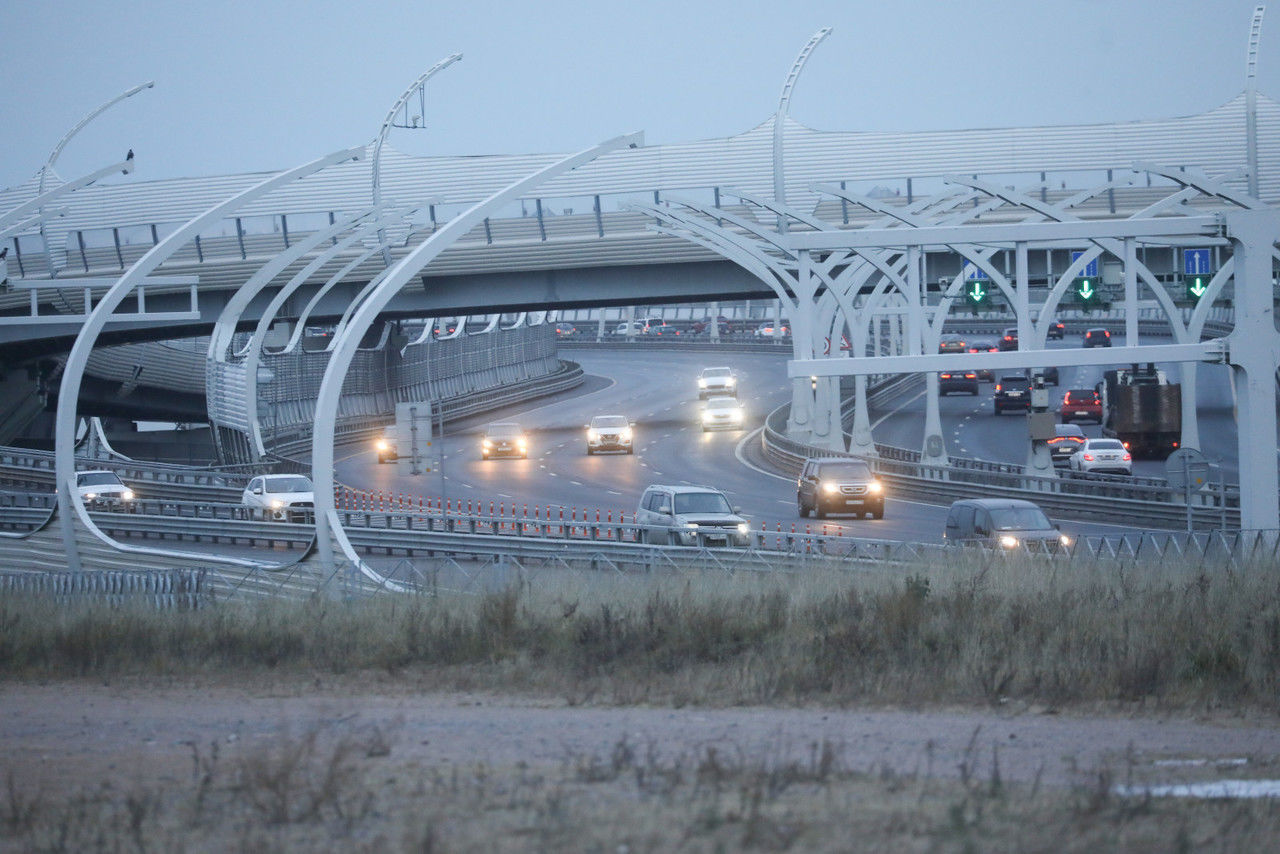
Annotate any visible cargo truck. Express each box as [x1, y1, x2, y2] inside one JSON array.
[[1096, 364, 1181, 458]]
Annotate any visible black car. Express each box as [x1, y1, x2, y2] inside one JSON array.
[[966, 339, 998, 381], [997, 327, 1019, 351], [1083, 327, 1112, 348], [939, 370, 979, 396], [993, 375, 1032, 414], [1047, 424, 1087, 466], [1046, 321, 1066, 340], [797, 457, 885, 519]]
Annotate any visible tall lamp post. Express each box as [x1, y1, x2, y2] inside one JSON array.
[[371, 54, 462, 266], [772, 27, 830, 235], [38, 81, 154, 276], [1246, 5, 1265, 199]]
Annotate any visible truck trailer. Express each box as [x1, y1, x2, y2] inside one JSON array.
[[1097, 364, 1181, 459]]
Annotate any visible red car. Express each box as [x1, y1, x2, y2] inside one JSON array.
[[1059, 388, 1102, 424]]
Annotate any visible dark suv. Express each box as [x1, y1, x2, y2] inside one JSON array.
[[993, 375, 1032, 414], [797, 457, 884, 519]]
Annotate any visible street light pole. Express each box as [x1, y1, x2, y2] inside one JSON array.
[[772, 27, 831, 234], [38, 81, 154, 276], [371, 54, 462, 266]]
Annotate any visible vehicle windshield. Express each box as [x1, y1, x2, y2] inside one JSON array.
[[674, 492, 733, 514], [702, 367, 731, 378], [77, 472, 122, 487], [264, 476, 313, 493], [1065, 390, 1096, 402], [990, 506, 1052, 531], [592, 416, 628, 429], [818, 463, 872, 479], [487, 424, 522, 438], [1090, 440, 1126, 451]]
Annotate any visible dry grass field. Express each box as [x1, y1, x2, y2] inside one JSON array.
[[3, 551, 1279, 850]]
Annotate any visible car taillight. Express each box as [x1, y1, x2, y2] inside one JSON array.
[[1122, 441, 1131, 449], [1123, 453, 1132, 461], [1083, 454, 1094, 461], [995, 384, 1002, 391]]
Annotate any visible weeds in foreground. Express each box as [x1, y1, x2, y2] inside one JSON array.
[[2, 724, 1278, 852], [3, 556, 1279, 711]]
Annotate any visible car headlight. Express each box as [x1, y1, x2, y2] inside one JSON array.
[[725, 378, 736, 387], [822, 481, 839, 494], [685, 522, 699, 529], [518, 439, 528, 449], [1059, 535, 1072, 547], [698, 378, 708, 388], [84, 492, 97, 501], [868, 481, 883, 494], [621, 428, 633, 441], [736, 523, 749, 535], [376, 439, 389, 451], [270, 499, 284, 510], [587, 429, 599, 440], [701, 411, 714, 421], [483, 439, 493, 449], [729, 409, 743, 420], [121, 489, 134, 501], [999, 535, 1020, 549]]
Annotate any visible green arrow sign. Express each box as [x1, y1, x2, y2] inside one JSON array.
[[968, 281, 986, 301], [1078, 280, 1095, 299], [1188, 276, 1208, 298]]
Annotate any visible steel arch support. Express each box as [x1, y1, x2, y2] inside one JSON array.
[[311, 132, 643, 580], [55, 147, 363, 571]]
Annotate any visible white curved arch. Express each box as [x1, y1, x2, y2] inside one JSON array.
[[55, 147, 363, 571], [311, 132, 643, 579]]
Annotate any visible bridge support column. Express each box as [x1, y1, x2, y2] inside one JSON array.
[[785, 252, 820, 443], [849, 374, 877, 457], [1223, 211, 1280, 532], [1179, 360, 1201, 452]]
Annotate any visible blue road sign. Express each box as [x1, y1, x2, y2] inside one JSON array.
[[1183, 248, 1212, 276], [1070, 251, 1098, 278], [963, 263, 985, 280]]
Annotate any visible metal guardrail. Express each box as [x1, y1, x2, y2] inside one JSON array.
[[0, 568, 209, 608], [61, 498, 1280, 580]]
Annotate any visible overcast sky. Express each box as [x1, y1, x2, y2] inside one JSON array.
[[1, 0, 1273, 191]]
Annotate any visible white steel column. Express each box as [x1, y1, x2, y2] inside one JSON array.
[[1124, 237, 1139, 345], [914, 245, 946, 465], [1223, 209, 1280, 532], [786, 250, 818, 443]]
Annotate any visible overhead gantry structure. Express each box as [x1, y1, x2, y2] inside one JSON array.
[[635, 167, 1279, 530]]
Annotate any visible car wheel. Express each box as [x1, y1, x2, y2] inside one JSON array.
[[815, 505, 826, 519], [871, 508, 884, 520], [627, 447, 633, 455], [586, 447, 594, 455]]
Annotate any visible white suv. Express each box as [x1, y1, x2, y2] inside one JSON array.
[[75, 470, 135, 507], [242, 474, 315, 522], [635, 484, 750, 547], [697, 366, 737, 399]]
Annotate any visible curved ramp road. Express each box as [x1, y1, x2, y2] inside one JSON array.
[[336, 349, 1218, 544]]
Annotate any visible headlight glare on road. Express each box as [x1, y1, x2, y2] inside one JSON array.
[[999, 535, 1019, 549]]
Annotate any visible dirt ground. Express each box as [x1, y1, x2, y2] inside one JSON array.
[[5, 679, 1280, 795]]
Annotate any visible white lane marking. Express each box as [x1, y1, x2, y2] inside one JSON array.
[[570, 480, 583, 486], [607, 490, 623, 496]]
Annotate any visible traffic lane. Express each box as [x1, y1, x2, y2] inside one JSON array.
[[337, 350, 793, 517]]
